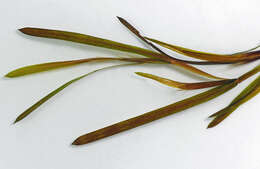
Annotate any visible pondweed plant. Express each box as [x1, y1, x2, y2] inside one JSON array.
[[6, 17, 260, 146]]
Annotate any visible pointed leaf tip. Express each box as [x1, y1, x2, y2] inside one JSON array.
[[5, 58, 159, 78], [5, 72, 15, 78], [13, 63, 139, 123], [207, 75, 260, 127], [19, 27, 30, 34], [72, 81, 237, 145], [71, 139, 81, 145], [13, 119, 19, 124], [207, 123, 215, 129], [116, 16, 123, 20]]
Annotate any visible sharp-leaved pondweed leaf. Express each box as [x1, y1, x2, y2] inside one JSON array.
[[117, 17, 228, 66], [145, 37, 260, 63], [72, 80, 237, 145], [135, 72, 234, 90], [6, 57, 161, 77], [13, 63, 141, 123], [72, 64, 260, 145], [8, 17, 260, 147], [18, 27, 224, 80], [207, 75, 260, 128]]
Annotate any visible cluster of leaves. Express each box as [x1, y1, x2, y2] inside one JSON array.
[[7, 17, 260, 146]]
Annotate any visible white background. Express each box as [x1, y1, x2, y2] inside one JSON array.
[[1, 0, 260, 169]]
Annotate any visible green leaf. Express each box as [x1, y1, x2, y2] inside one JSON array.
[[208, 75, 260, 128], [13, 63, 139, 123], [19, 27, 224, 80], [6, 57, 161, 77], [236, 64, 260, 83]]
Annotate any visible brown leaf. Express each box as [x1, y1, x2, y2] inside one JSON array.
[[136, 72, 233, 90]]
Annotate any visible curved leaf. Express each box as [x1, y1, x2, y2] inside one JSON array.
[[208, 75, 260, 128], [71, 64, 260, 145], [6, 57, 161, 77], [13, 63, 139, 123], [117, 16, 224, 65], [145, 37, 260, 63], [19, 27, 224, 79], [136, 72, 233, 90]]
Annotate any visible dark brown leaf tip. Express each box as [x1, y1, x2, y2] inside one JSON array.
[[116, 16, 123, 21], [19, 27, 31, 34], [71, 139, 80, 145], [18, 27, 45, 37], [207, 122, 217, 129]]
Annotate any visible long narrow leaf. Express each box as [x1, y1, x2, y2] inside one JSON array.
[[207, 75, 260, 128], [72, 64, 260, 145], [236, 64, 260, 83], [13, 63, 139, 123], [168, 59, 225, 80], [19, 27, 224, 79], [136, 72, 233, 90], [210, 74, 260, 117], [230, 75, 260, 105], [117, 16, 223, 65], [19, 28, 163, 60], [145, 37, 260, 63], [117, 17, 177, 62], [6, 57, 161, 77], [208, 64, 260, 118], [72, 80, 237, 145]]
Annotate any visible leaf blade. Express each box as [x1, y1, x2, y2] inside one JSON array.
[[208, 75, 260, 128], [72, 64, 260, 145], [72, 80, 237, 145], [145, 37, 260, 63], [19, 27, 163, 60], [117, 16, 224, 66], [19, 27, 224, 79], [136, 72, 233, 90], [13, 63, 140, 123], [5, 57, 161, 77]]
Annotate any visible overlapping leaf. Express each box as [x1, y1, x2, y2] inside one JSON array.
[[19, 27, 224, 79], [136, 72, 233, 90], [208, 75, 260, 128], [9, 17, 260, 146], [117, 17, 227, 65], [145, 37, 260, 63], [6, 57, 161, 77], [72, 64, 260, 145]]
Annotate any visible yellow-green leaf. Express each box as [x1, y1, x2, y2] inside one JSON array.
[[13, 63, 139, 123], [6, 57, 161, 77], [136, 72, 233, 90]]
